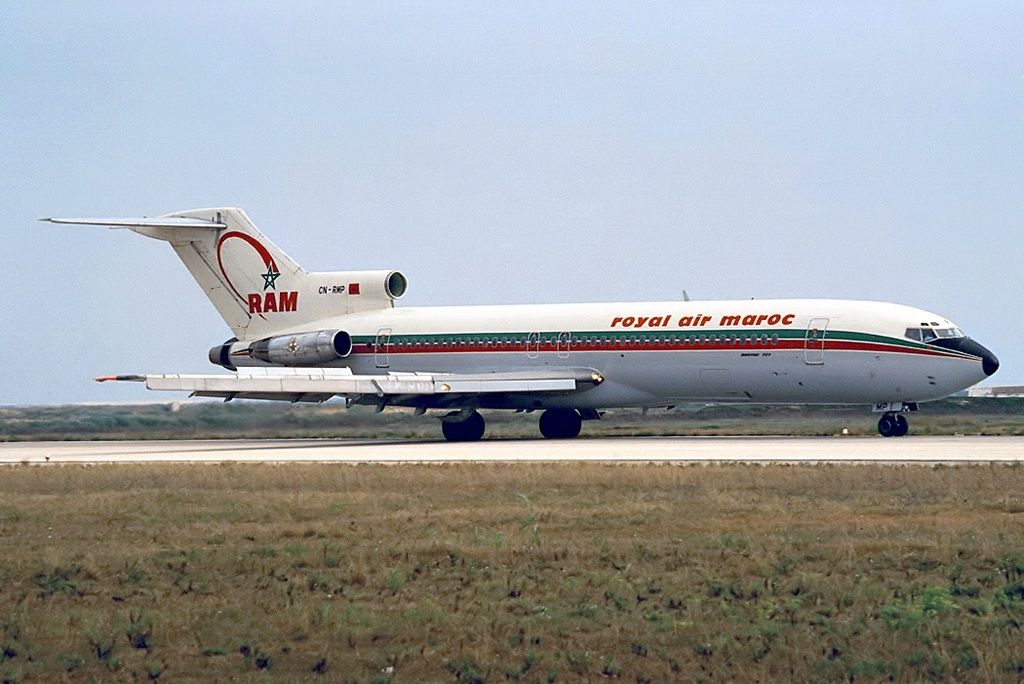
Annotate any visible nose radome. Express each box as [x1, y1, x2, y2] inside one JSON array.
[[962, 339, 999, 376], [927, 336, 999, 377], [981, 346, 999, 377]]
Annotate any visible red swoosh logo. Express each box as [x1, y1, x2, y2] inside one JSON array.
[[216, 231, 279, 305]]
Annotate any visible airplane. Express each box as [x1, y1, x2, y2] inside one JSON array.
[[43, 207, 999, 441]]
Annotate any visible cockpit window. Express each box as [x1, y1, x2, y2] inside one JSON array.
[[905, 327, 964, 343]]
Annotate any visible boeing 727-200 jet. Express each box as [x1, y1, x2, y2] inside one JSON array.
[[44, 207, 999, 441]]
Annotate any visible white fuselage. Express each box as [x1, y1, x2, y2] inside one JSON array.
[[49, 207, 998, 435], [229, 298, 990, 409]]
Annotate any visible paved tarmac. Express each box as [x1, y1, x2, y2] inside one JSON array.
[[1, 436, 1022, 464]]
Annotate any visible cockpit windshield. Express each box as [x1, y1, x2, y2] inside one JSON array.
[[933, 328, 963, 339], [905, 326, 965, 343]]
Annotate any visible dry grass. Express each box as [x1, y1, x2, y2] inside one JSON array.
[[0, 463, 1023, 682]]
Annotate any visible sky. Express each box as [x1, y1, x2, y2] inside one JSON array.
[[2, 1, 1021, 405]]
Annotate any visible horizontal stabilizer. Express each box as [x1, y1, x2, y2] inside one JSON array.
[[41, 216, 227, 229]]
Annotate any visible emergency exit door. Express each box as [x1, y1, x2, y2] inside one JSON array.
[[375, 328, 392, 368], [804, 318, 829, 365]]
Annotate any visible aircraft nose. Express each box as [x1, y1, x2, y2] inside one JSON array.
[[960, 338, 1000, 376], [980, 344, 999, 377]]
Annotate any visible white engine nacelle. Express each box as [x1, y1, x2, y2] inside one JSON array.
[[306, 269, 408, 314], [350, 269, 407, 301]]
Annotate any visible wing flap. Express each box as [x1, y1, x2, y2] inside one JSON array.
[[190, 391, 335, 403]]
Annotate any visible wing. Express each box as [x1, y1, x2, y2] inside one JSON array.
[[97, 368, 604, 406]]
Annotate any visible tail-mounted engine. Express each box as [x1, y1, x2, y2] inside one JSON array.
[[307, 269, 408, 314], [250, 330, 353, 366], [209, 330, 353, 369]]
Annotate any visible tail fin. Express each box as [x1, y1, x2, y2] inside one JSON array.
[[169, 208, 306, 339], [44, 207, 407, 340]]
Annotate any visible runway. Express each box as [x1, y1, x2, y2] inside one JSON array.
[[1, 436, 1022, 464]]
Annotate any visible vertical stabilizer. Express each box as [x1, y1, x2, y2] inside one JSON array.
[[165, 208, 306, 339], [45, 208, 407, 341]]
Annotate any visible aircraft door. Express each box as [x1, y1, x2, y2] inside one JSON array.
[[557, 331, 571, 359], [804, 318, 829, 365], [526, 332, 540, 359], [375, 328, 392, 368]]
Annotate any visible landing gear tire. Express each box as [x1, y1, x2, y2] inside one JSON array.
[[878, 413, 909, 438], [893, 414, 909, 437], [539, 409, 582, 439], [442, 411, 485, 442]]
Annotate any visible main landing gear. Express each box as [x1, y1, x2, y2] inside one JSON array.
[[538, 408, 582, 439], [877, 412, 909, 438], [441, 410, 486, 442], [439, 408, 586, 442]]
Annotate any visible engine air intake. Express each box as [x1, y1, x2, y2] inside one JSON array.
[[386, 271, 408, 299]]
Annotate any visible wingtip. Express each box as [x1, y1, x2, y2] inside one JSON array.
[[95, 375, 145, 383]]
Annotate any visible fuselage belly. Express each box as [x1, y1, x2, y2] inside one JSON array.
[[337, 348, 980, 409]]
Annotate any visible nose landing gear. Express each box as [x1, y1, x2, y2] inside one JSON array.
[[877, 412, 909, 437]]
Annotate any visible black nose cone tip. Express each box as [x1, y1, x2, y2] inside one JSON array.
[[982, 348, 1000, 377], [930, 337, 999, 376], [965, 338, 1000, 376]]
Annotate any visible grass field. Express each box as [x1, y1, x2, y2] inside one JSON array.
[[2, 397, 1023, 441], [0, 463, 1023, 682]]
